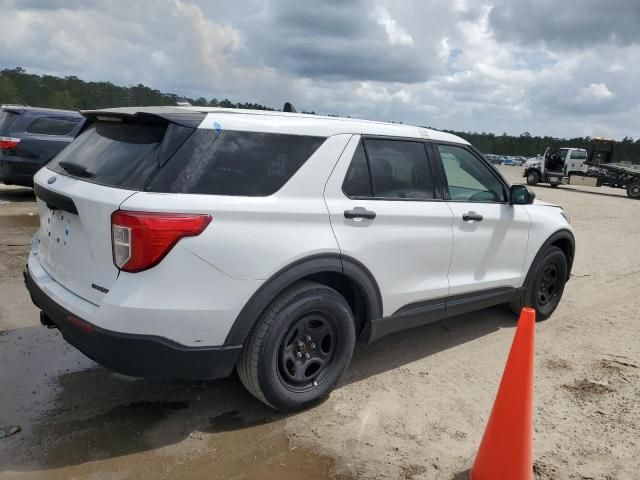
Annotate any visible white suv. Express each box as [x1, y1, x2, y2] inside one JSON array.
[[25, 107, 574, 411]]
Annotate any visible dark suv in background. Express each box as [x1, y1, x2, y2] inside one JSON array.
[[0, 105, 84, 187]]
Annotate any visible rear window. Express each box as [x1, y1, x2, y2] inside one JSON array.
[[148, 130, 326, 196], [569, 150, 587, 160], [26, 117, 80, 136], [0, 110, 19, 134], [49, 121, 166, 190]]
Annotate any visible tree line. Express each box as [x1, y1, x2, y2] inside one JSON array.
[[444, 130, 639, 164], [1, 67, 638, 163]]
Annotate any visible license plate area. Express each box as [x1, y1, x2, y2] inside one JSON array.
[[39, 207, 81, 280]]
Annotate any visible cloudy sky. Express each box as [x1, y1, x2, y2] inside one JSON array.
[[2, 0, 639, 138]]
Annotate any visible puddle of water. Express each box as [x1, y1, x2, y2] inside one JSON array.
[[0, 214, 40, 229], [0, 326, 354, 479]]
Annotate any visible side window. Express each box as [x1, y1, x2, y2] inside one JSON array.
[[149, 130, 326, 196], [365, 139, 434, 199], [342, 142, 372, 197], [26, 117, 80, 136], [569, 150, 586, 160], [437, 144, 506, 202]]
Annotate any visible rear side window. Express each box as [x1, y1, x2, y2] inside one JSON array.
[[342, 139, 435, 200], [26, 117, 80, 136], [49, 121, 166, 190], [149, 130, 326, 196], [569, 150, 587, 160], [0, 111, 19, 133]]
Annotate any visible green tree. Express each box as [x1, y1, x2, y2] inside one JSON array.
[[47, 90, 76, 109], [0, 76, 19, 103]]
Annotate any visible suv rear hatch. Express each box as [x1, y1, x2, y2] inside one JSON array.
[[0, 107, 21, 150], [34, 109, 204, 304]]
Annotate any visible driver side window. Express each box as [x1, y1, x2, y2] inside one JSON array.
[[437, 144, 506, 202]]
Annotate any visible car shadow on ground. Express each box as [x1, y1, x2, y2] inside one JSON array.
[[0, 306, 514, 471]]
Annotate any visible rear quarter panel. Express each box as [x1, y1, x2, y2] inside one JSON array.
[[119, 134, 353, 281]]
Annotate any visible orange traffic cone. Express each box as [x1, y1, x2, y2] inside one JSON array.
[[470, 307, 536, 480]]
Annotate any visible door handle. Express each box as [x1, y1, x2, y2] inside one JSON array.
[[344, 207, 376, 220], [462, 212, 483, 222]]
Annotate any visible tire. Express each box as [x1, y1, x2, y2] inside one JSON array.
[[237, 280, 356, 411], [510, 246, 568, 320], [526, 171, 539, 186], [627, 182, 640, 199]]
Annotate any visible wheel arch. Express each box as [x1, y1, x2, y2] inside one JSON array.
[[224, 253, 383, 346], [527, 229, 575, 283]]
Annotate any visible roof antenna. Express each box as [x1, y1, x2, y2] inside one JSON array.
[[283, 102, 296, 113]]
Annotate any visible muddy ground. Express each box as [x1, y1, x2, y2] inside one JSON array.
[[1, 167, 639, 479]]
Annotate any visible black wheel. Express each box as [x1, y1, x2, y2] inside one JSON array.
[[511, 246, 568, 319], [526, 171, 539, 186], [237, 281, 355, 411], [627, 182, 640, 199]]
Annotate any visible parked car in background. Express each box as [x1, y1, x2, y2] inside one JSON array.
[[25, 106, 574, 411], [484, 153, 501, 164], [0, 105, 84, 187]]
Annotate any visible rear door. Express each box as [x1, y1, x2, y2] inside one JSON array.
[[432, 143, 530, 296], [34, 115, 193, 304], [34, 177, 135, 305], [324, 135, 454, 316]]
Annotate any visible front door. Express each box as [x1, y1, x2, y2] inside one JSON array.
[[433, 143, 530, 296]]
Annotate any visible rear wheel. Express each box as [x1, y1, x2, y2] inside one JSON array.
[[526, 171, 540, 186], [627, 182, 640, 199], [511, 246, 568, 319], [237, 281, 356, 411]]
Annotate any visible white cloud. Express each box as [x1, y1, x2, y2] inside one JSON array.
[[374, 6, 414, 46], [578, 83, 614, 101], [0, 0, 638, 139]]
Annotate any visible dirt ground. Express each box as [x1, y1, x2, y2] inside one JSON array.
[[1, 167, 639, 479]]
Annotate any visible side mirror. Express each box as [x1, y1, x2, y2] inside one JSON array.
[[510, 184, 536, 205]]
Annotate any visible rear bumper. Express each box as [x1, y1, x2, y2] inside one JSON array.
[[0, 157, 41, 186], [24, 267, 241, 380]]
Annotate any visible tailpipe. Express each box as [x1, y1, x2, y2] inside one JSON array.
[[40, 312, 57, 329]]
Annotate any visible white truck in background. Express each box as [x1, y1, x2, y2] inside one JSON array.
[[523, 139, 640, 198], [523, 147, 589, 187]]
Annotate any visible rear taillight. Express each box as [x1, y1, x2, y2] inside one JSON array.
[[111, 211, 212, 273], [0, 136, 20, 149]]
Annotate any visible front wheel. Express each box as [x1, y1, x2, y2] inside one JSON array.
[[627, 182, 640, 199], [237, 281, 356, 411], [526, 171, 540, 186], [511, 246, 568, 319]]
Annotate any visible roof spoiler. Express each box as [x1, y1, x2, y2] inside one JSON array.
[[1, 104, 26, 114], [80, 109, 206, 129]]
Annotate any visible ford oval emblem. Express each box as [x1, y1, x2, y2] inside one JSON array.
[[47, 176, 56, 185]]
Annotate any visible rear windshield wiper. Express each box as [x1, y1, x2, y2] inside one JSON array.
[[58, 161, 94, 178]]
